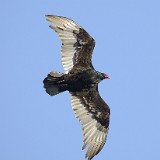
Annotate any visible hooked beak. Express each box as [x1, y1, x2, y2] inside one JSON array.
[[104, 74, 110, 79]]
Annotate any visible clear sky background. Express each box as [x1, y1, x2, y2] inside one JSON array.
[[0, 0, 160, 160]]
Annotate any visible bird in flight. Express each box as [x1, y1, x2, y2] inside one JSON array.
[[43, 15, 110, 160]]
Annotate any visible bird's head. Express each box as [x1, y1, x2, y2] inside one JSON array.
[[102, 73, 110, 79], [97, 72, 110, 81]]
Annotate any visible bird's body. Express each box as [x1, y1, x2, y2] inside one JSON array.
[[45, 68, 105, 92], [43, 15, 110, 160]]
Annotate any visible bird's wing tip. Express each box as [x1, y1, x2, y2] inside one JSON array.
[[45, 15, 57, 21], [45, 14, 54, 17]]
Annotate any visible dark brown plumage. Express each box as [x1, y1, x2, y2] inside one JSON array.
[[43, 15, 110, 160]]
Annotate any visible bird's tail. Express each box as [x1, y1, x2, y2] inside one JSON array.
[[43, 71, 66, 96]]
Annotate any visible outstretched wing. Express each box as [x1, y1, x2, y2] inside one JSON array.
[[70, 86, 110, 160], [46, 15, 95, 73]]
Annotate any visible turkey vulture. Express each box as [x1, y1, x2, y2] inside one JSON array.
[[43, 15, 110, 160]]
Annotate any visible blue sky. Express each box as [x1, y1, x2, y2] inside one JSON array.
[[0, 0, 160, 160]]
